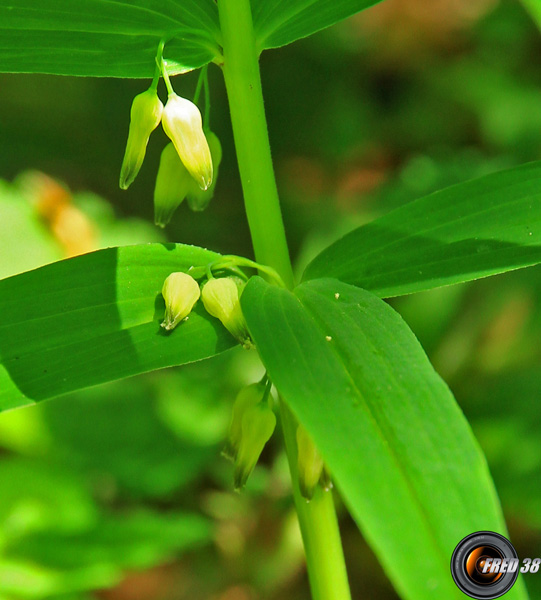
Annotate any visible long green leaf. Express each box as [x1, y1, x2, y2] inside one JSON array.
[[0, 244, 236, 411], [0, 0, 220, 77], [252, 0, 383, 50], [303, 161, 541, 297], [242, 276, 527, 600]]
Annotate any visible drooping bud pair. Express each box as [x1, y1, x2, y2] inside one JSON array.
[[296, 425, 332, 501], [201, 277, 252, 348], [161, 272, 200, 330], [119, 88, 163, 190], [120, 85, 215, 214], [153, 129, 222, 227]]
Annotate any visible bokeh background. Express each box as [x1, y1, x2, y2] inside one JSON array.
[[1, 0, 541, 598]]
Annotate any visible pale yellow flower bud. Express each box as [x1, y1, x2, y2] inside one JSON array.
[[187, 131, 223, 212], [161, 93, 213, 191], [234, 401, 276, 490], [161, 272, 200, 331], [154, 143, 192, 228], [201, 277, 251, 347], [296, 424, 325, 501], [119, 88, 163, 190]]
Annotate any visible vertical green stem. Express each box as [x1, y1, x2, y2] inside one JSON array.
[[281, 403, 353, 600], [217, 0, 294, 289], [218, 2, 352, 599]]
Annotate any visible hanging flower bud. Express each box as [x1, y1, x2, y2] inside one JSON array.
[[234, 401, 276, 490], [223, 382, 266, 461], [119, 88, 163, 190], [201, 277, 252, 348], [161, 272, 200, 331], [154, 143, 192, 227], [186, 131, 222, 212], [296, 424, 325, 501], [161, 94, 213, 191]]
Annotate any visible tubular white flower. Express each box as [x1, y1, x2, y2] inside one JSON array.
[[161, 93, 213, 191]]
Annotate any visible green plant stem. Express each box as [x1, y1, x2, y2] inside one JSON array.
[[281, 402, 353, 600], [217, 0, 294, 289], [218, 1, 352, 599]]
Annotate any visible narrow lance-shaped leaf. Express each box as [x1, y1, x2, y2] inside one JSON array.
[[303, 161, 541, 298], [0, 0, 221, 77], [252, 0, 384, 51], [0, 244, 237, 411], [241, 276, 528, 600]]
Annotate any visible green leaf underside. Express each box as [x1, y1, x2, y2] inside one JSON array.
[[303, 161, 541, 297], [252, 0, 383, 50], [0, 244, 237, 411], [0, 0, 221, 77], [242, 277, 528, 600]]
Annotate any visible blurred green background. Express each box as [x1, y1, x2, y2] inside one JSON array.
[[1, 0, 541, 598]]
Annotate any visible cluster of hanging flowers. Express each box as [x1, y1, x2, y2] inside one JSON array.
[[119, 53, 221, 226], [159, 270, 276, 489], [119, 45, 331, 496], [160, 267, 331, 494]]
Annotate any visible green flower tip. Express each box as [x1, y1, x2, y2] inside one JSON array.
[[224, 382, 266, 461], [154, 143, 192, 228], [234, 401, 276, 490], [201, 277, 252, 347], [162, 93, 213, 191], [161, 272, 200, 331], [119, 88, 163, 190], [296, 424, 326, 501]]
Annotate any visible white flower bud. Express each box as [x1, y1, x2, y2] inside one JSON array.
[[161, 94, 213, 191], [161, 272, 200, 331], [119, 88, 163, 190]]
